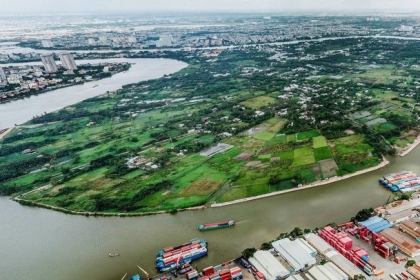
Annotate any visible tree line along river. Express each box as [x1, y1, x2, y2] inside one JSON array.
[[0, 40, 419, 279]]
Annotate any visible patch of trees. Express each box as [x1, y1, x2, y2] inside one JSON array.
[[89, 154, 114, 169], [0, 156, 50, 182], [350, 208, 374, 223], [92, 180, 171, 212]]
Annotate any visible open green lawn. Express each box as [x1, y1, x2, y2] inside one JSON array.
[[313, 136, 328, 148], [297, 130, 321, 141], [287, 134, 297, 142], [240, 96, 277, 109], [277, 150, 294, 160], [314, 146, 333, 161], [253, 131, 276, 141], [266, 134, 287, 146], [292, 146, 315, 166]]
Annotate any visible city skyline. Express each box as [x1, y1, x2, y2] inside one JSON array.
[[1, 0, 420, 14]]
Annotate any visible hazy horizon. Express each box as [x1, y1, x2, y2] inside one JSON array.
[[1, 0, 420, 15]]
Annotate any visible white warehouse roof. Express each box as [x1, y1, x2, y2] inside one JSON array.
[[308, 263, 348, 280], [324, 262, 349, 280], [325, 251, 360, 277], [272, 238, 316, 272], [287, 274, 306, 280], [249, 250, 289, 280], [305, 233, 334, 255], [294, 238, 317, 257]]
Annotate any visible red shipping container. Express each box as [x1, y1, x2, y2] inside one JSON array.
[[230, 267, 242, 274], [221, 275, 231, 280], [164, 246, 174, 252], [163, 252, 172, 258], [256, 272, 265, 280], [219, 269, 230, 276], [203, 267, 215, 276], [191, 243, 201, 249], [356, 249, 368, 258], [339, 237, 353, 250]]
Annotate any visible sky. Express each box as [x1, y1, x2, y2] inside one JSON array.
[[1, 0, 420, 14]]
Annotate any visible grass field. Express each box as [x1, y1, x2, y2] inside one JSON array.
[[266, 135, 287, 146], [240, 96, 277, 109], [253, 131, 276, 141], [314, 146, 333, 161], [277, 150, 294, 160], [313, 136, 328, 148], [292, 146, 315, 166], [297, 130, 321, 140]]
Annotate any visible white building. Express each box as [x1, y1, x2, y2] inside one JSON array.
[[248, 250, 289, 280], [400, 25, 414, 32], [41, 40, 54, 48], [0, 67, 6, 81], [156, 35, 173, 47], [271, 238, 316, 272], [325, 251, 360, 277], [308, 263, 348, 280], [87, 38, 96, 45], [305, 233, 334, 255], [40, 54, 58, 73], [59, 52, 77, 70], [128, 36, 137, 43]]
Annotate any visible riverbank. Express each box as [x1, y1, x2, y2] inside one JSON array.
[[11, 158, 390, 216], [211, 157, 390, 208], [399, 134, 420, 157], [0, 127, 14, 140]]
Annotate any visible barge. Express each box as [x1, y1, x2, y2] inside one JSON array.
[[379, 171, 420, 192], [155, 238, 207, 272], [197, 220, 235, 231]]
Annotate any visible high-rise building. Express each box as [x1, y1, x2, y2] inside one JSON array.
[[0, 67, 6, 81], [41, 40, 54, 48], [156, 35, 173, 47], [59, 52, 77, 70], [40, 54, 58, 73]]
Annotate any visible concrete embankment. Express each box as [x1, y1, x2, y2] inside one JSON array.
[[400, 134, 420, 157]]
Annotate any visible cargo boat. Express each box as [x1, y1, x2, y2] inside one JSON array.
[[155, 239, 208, 272], [156, 238, 205, 257], [379, 171, 420, 192], [197, 220, 235, 231]]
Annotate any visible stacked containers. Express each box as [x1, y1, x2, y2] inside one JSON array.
[[219, 269, 231, 280], [203, 266, 215, 276], [230, 267, 243, 280], [187, 270, 199, 280]]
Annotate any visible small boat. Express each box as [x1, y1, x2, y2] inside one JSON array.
[[109, 253, 120, 257], [197, 220, 235, 231], [93, 85, 99, 88]]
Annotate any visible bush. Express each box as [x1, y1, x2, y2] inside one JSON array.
[[407, 259, 416, 267], [242, 247, 257, 259]]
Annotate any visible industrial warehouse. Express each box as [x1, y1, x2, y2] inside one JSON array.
[[177, 196, 420, 280]]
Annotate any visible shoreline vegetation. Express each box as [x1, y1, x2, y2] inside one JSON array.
[[9, 155, 391, 216], [8, 129, 420, 217]]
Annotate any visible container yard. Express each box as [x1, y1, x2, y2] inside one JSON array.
[[142, 197, 420, 280]]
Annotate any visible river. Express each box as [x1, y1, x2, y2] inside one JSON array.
[[1, 37, 420, 279], [0, 58, 187, 128], [0, 148, 419, 280]]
